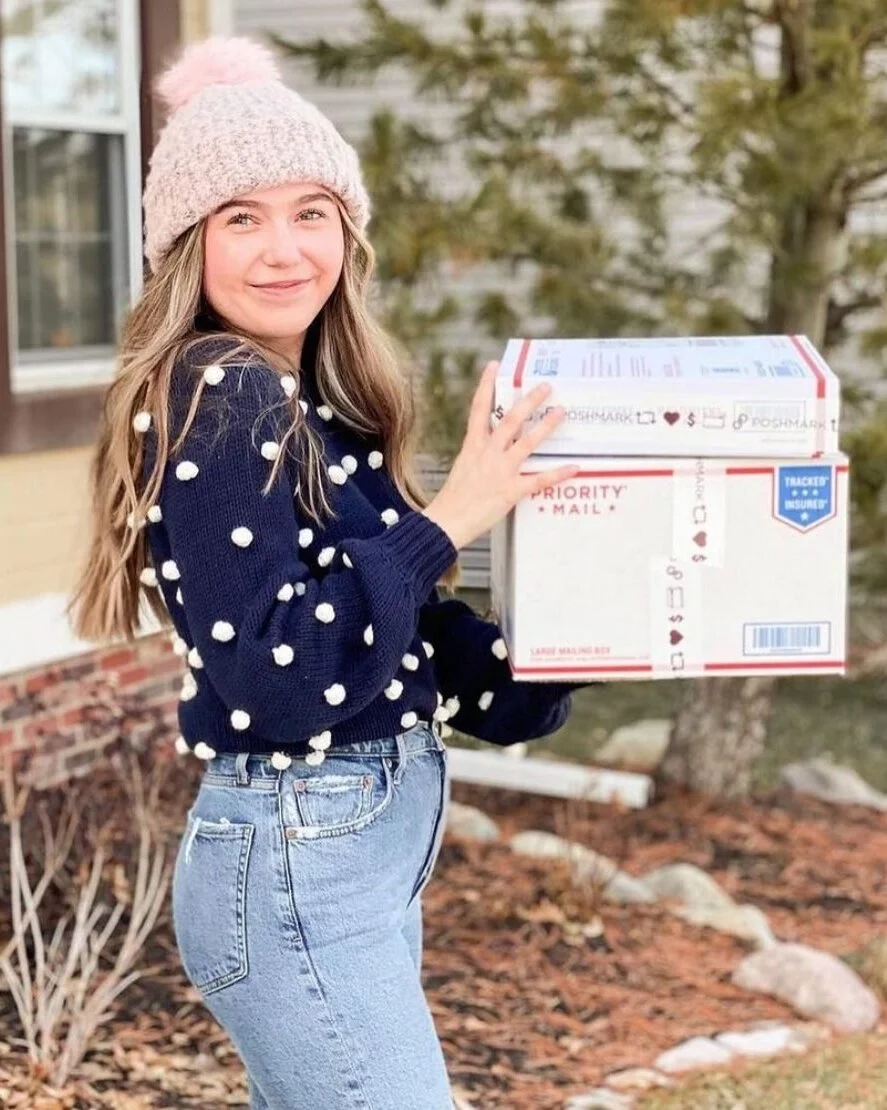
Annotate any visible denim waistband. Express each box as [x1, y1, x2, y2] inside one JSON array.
[[201, 722, 444, 789]]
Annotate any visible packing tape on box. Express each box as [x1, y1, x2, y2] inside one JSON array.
[[649, 556, 705, 678], [672, 460, 726, 568]]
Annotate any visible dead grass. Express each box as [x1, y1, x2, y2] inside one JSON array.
[[640, 1030, 887, 1110]]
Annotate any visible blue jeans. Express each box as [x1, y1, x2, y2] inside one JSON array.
[[172, 723, 453, 1109]]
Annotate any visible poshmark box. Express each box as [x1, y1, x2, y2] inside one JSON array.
[[496, 335, 840, 458], [491, 454, 848, 681]]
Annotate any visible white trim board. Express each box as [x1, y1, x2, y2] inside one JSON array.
[[446, 747, 653, 809], [0, 592, 162, 677], [210, 0, 236, 34], [11, 356, 116, 394]]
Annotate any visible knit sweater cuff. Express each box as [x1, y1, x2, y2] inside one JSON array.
[[376, 510, 457, 601]]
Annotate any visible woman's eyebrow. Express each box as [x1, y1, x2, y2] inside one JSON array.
[[214, 198, 264, 214], [214, 192, 333, 214], [295, 192, 334, 205]]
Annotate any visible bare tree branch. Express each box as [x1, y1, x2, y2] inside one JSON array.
[[774, 0, 814, 93], [826, 292, 884, 334], [845, 163, 887, 196]]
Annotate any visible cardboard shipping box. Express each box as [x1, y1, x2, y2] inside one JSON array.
[[491, 454, 849, 681], [496, 335, 840, 458]]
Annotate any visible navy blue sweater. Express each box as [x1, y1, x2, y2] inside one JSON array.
[[140, 341, 576, 760]]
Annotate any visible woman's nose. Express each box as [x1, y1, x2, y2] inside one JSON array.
[[262, 228, 305, 266]]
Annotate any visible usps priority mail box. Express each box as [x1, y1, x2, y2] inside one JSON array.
[[496, 335, 840, 458], [491, 454, 848, 681]]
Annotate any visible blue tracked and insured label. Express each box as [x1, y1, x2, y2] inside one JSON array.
[[774, 464, 835, 532]]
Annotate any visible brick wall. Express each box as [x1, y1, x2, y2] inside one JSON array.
[[0, 634, 184, 788]]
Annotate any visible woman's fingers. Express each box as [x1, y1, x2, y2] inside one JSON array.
[[493, 382, 553, 444], [524, 463, 581, 497], [465, 361, 499, 443], [511, 404, 567, 458]]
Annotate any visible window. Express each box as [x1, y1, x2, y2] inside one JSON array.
[[1, 0, 143, 393]]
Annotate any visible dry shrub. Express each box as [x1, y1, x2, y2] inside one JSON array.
[[0, 689, 201, 1088]]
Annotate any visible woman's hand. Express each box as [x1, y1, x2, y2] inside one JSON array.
[[422, 361, 579, 550]]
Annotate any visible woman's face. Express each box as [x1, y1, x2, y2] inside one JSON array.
[[203, 181, 345, 361]]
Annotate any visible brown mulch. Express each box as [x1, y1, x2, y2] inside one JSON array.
[[1, 781, 886, 1109]]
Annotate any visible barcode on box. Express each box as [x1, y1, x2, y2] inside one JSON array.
[[533, 355, 560, 376], [771, 361, 805, 378], [743, 622, 830, 656]]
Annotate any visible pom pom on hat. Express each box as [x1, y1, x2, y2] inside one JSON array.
[[155, 37, 281, 113]]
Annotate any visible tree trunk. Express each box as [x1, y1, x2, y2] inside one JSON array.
[[662, 205, 844, 799], [658, 677, 777, 799], [765, 195, 846, 342], [662, 195, 846, 798], [660, 8, 851, 799]]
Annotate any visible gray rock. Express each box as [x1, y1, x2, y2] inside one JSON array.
[[595, 719, 672, 771], [745, 1018, 830, 1052], [564, 1090, 634, 1110], [640, 862, 736, 912], [733, 942, 881, 1033], [715, 1025, 797, 1057], [675, 902, 776, 949], [654, 1036, 735, 1073], [510, 829, 585, 864], [510, 830, 653, 905], [603, 1068, 673, 1091], [639, 863, 775, 947], [446, 801, 500, 842], [780, 757, 887, 812]]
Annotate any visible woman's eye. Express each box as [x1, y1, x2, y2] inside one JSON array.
[[298, 208, 325, 221], [227, 211, 253, 226]]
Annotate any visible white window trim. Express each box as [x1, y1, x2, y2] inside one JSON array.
[[209, 0, 236, 35], [5, 0, 144, 396], [11, 355, 117, 394]]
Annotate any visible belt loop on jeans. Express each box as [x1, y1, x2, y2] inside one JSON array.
[[234, 751, 251, 785], [392, 731, 408, 785]]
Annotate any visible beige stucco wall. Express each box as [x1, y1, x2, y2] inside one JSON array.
[[181, 0, 212, 42], [0, 448, 91, 606]]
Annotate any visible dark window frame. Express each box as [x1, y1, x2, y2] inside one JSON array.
[[0, 0, 182, 455]]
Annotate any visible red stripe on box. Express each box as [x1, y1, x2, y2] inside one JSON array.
[[511, 659, 845, 677], [705, 660, 844, 672], [512, 664, 655, 675], [726, 465, 847, 476], [513, 339, 532, 387], [522, 469, 675, 479], [524, 466, 847, 480], [789, 334, 827, 400]]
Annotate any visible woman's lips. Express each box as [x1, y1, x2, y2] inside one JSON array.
[[252, 278, 311, 296]]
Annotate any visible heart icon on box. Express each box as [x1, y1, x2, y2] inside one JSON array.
[[693, 531, 707, 547], [670, 629, 684, 645], [664, 411, 680, 425]]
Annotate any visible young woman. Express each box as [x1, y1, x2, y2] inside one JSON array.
[[69, 36, 583, 1110]]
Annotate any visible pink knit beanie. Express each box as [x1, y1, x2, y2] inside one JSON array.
[[142, 37, 371, 272]]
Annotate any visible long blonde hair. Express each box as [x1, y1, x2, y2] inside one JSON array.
[[68, 205, 454, 645]]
